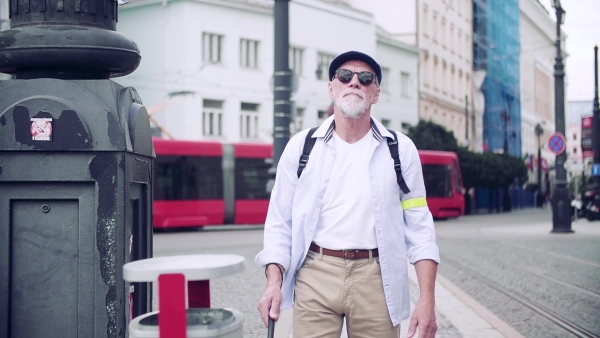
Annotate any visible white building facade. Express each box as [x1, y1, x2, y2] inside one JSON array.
[[519, 0, 562, 186], [115, 0, 420, 143], [343, 0, 476, 149]]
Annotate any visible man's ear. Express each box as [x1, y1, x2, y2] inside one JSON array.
[[328, 82, 334, 99], [371, 87, 381, 104]]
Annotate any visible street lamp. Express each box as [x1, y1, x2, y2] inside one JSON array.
[[272, 0, 291, 168], [535, 123, 544, 206], [501, 109, 510, 154], [550, 0, 573, 232], [591, 46, 600, 218]]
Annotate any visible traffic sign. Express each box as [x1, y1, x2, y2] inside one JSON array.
[[548, 132, 566, 155]]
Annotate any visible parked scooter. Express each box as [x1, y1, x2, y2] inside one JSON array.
[[581, 190, 600, 221]]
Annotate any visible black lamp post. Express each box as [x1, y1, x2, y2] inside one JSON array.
[[501, 109, 510, 154], [551, 0, 573, 232], [591, 46, 600, 218], [273, 0, 291, 168], [465, 95, 470, 147], [535, 123, 544, 206]]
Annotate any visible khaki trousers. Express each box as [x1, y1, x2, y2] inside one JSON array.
[[292, 250, 400, 338]]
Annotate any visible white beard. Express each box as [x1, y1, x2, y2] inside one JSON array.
[[337, 92, 368, 119]]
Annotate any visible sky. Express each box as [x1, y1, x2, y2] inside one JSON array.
[[550, 0, 600, 102]]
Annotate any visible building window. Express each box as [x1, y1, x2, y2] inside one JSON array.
[[317, 109, 327, 125], [433, 56, 439, 91], [401, 72, 410, 97], [441, 18, 446, 49], [317, 52, 335, 80], [381, 67, 390, 93], [450, 23, 455, 53], [203, 99, 223, 137], [240, 102, 260, 139], [289, 47, 304, 77], [381, 119, 391, 128], [433, 12, 438, 43], [423, 5, 429, 38], [442, 61, 447, 96], [451, 65, 456, 98], [458, 29, 463, 58], [422, 53, 430, 89], [240, 39, 259, 69], [203, 33, 223, 64]]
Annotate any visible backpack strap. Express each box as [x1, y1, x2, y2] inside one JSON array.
[[387, 129, 411, 194], [297, 127, 319, 178]]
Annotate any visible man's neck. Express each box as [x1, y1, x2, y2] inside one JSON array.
[[333, 110, 372, 144]]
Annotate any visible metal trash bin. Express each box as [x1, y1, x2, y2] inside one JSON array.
[[129, 308, 243, 338]]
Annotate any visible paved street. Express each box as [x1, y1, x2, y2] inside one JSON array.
[[152, 208, 600, 337], [435, 208, 600, 338]]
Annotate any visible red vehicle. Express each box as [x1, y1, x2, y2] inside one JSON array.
[[152, 138, 463, 228], [152, 138, 272, 229], [418, 150, 465, 219]]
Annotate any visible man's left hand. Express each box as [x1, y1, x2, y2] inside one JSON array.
[[406, 297, 437, 338]]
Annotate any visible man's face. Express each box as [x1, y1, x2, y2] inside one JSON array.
[[328, 60, 380, 119]]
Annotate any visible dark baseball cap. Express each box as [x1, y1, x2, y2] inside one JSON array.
[[328, 51, 382, 85]]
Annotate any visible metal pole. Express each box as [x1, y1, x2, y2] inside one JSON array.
[[272, 0, 291, 168], [535, 123, 543, 207], [591, 46, 600, 217], [502, 110, 509, 154], [593, 46, 599, 165], [551, 1, 573, 232], [465, 95, 469, 142]]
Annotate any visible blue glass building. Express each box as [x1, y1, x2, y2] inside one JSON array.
[[473, 0, 521, 157]]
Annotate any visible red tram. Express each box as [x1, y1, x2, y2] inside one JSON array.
[[152, 139, 464, 229], [153, 138, 272, 229], [419, 150, 465, 219]]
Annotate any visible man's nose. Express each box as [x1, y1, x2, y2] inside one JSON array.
[[349, 73, 361, 86]]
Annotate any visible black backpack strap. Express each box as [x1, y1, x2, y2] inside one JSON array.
[[297, 127, 319, 178], [387, 129, 411, 194]]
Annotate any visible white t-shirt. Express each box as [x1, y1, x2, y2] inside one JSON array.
[[312, 130, 377, 250]]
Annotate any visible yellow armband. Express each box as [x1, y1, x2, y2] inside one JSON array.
[[401, 197, 427, 210]]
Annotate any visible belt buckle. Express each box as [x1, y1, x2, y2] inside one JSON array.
[[343, 250, 360, 259]]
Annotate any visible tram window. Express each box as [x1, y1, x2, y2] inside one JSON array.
[[454, 159, 463, 192], [154, 155, 223, 200], [422, 164, 453, 197], [235, 158, 272, 199]]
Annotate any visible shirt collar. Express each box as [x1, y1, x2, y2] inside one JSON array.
[[311, 114, 391, 142]]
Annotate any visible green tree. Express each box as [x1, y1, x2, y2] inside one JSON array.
[[407, 120, 528, 190], [406, 120, 459, 152]]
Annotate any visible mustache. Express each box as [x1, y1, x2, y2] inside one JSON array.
[[341, 90, 365, 99]]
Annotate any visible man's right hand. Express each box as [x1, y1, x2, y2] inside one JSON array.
[[257, 264, 284, 327]]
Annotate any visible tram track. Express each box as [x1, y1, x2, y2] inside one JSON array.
[[442, 255, 600, 338], [527, 270, 600, 300]]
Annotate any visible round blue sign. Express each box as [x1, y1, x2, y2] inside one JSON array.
[[548, 132, 566, 155]]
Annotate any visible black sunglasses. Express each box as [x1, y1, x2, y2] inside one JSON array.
[[334, 69, 378, 86]]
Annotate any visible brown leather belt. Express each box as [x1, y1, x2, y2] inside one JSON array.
[[309, 243, 378, 259]]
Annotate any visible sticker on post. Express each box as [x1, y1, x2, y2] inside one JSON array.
[[30, 118, 53, 141]]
